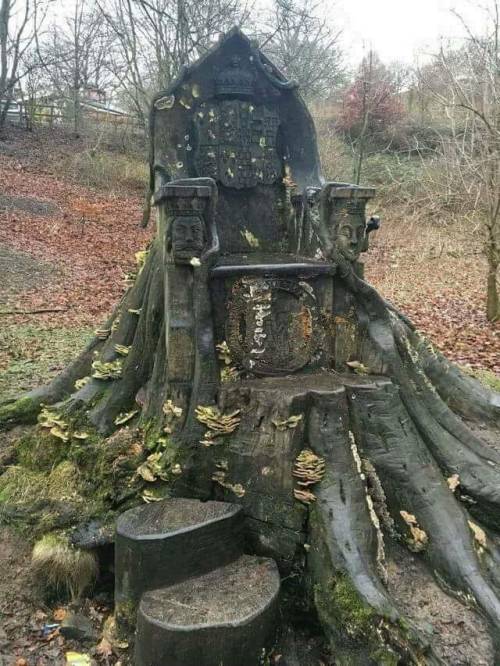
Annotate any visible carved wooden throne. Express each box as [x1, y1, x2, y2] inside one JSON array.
[[151, 28, 376, 427], [117, 28, 380, 666]]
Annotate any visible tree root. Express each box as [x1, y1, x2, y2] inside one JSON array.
[[307, 388, 441, 664], [349, 382, 500, 628]]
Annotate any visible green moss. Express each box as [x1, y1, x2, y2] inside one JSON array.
[[0, 395, 40, 427], [315, 575, 375, 640], [473, 368, 500, 392], [16, 430, 67, 470], [115, 599, 138, 636], [370, 648, 400, 666], [32, 531, 98, 601], [0, 466, 48, 504], [0, 460, 84, 506]]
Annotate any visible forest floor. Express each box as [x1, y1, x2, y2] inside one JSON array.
[[0, 126, 499, 665]]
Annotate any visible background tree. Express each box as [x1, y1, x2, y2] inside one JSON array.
[[0, 0, 47, 129], [99, 0, 249, 128], [261, 0, 344, 102], [39, 0, 115, 134], [339, 50, 404, 183], [420, 1, 500, 322]]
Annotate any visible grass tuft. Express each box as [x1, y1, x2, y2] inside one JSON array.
[[31, 532, 98, 600]]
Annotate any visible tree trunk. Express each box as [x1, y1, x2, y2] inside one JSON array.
[[486, 252, 499, 322]]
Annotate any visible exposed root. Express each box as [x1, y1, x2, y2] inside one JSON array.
[[306, 389, 441, 663], [349, 380, 500, 632]]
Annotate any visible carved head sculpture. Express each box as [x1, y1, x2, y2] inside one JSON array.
[[170, 215, 206, 264], [320, 185, 376, 263], [335, 203, 367, 262]]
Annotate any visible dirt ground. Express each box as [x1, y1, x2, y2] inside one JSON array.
[[0, 526, 99, 666], [0, 126, 499, 665]]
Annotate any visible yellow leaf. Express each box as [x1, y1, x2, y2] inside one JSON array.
[[346, 360, 369, 375], [65, 653, 91, 666], [137, 464, 156, 483], [468, 520, 487, 549]]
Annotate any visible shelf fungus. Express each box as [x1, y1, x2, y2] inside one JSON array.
[[94, 328, 111, 340], [400, 510, 429, 553], [74, 376, 90, 390], [114, 410, 139, 426], [273, 414, 303, 431], [162, 400, 183, 434], [212, 469, 246, 498], [293, 448, 326, 504], [114, 344, 131, 357], [91, 359, 123, 380], [195, 406, 241, 446]]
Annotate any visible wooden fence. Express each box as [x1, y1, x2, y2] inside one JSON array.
[[2, 100, 144, 135]]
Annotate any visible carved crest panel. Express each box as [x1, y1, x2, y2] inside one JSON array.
[[226, 277, 318, 375], [194, 100, 281, 189]]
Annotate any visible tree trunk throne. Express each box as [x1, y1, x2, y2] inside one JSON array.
[[1, 28, 500, 666]]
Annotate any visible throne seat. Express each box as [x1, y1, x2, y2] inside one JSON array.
[[210, 252, 335, 278]]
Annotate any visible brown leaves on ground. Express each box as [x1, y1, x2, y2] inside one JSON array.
[[0, 152, 152, 329], [366, 211, 499, 373]]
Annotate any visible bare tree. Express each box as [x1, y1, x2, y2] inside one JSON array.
[[39, 0, 115, 134], [99, 0, 249, 127], [261, 0, 344, 101], [0, 0, 47, 129], [421, 2, 500, 321]]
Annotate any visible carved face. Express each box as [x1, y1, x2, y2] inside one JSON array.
[[335, 217, 366, 262], [171, 216, 205, 263]]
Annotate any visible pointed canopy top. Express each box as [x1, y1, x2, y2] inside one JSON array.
[[149, 27, 323, 194]]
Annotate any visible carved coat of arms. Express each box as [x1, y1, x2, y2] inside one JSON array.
[[227, 277, 318, 375], [193, 100, 282, 189]]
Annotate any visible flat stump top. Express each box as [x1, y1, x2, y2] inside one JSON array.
[[140, 555, 280, 628], [117, 498, 239, 539]]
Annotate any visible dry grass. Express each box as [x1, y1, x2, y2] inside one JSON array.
[[62, 150, 148, 194], [31, 532, 98, 600]]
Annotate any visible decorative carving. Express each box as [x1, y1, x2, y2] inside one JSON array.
[[215, 56, 255, 99], [170, 216, 205, 265], [226, 277, 318, 375], [318, 185, 376, 263], [194, 100, 281, 189], [334, 199, 368, 262]]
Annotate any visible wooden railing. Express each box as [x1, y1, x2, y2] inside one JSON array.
[[2, 100, 144, 133]]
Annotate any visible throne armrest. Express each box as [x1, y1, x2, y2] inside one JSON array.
[[154, 178, 217, 206]]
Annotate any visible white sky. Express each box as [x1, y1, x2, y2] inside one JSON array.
[[49, 0, 493, 67], [335, 0, 490, 64]]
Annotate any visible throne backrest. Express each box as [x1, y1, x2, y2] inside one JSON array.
[[151, 28, 322, 257]]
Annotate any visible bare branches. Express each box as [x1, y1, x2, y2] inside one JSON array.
[[419, 1, 500, 321], [0, 0, 48, 128], [260, 0, 344, 101], [97, 0, 248, 124]]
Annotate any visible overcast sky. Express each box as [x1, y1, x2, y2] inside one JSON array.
[[336, 0, 489, 64], [49, 0, 493, 67]]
